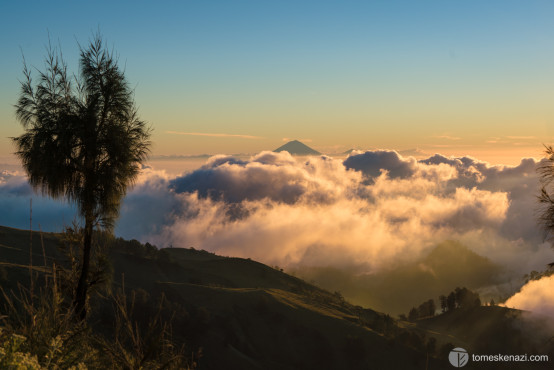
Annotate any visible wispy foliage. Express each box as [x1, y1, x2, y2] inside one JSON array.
[[98, 283, 195, 369], [13, 34, 151, 229], [538, 145, 554, 242], [0, 262, 96, 368]]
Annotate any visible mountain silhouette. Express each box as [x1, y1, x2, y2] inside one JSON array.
[[274, 140, 320, 155]]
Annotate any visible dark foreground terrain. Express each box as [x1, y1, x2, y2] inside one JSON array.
[[1, 225, 552, 369]]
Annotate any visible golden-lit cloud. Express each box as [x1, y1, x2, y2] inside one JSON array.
[[2, 150, 553, 307], [112, 150, 551, 280], [486, 136, 537, 146], [503, 275, 554, 318], [148, 154, 510, 271], [506, 136, 536, 140], [430, 144, 473, 148], [165, 131, 264, 139]]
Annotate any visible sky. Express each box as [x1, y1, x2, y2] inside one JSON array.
[[2, 0, 554, 164]]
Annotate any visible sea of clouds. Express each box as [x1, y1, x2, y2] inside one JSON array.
[[2, 150, 553, 313]]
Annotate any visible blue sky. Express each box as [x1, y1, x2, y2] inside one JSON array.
[[2, 0, 554, 163]]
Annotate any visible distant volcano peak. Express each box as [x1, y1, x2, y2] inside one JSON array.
[[274, 140, 320, 155]]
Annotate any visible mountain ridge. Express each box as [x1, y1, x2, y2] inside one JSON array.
[[1, 225, 552, 369]]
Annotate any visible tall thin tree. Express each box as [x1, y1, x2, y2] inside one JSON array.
[[538, 147, 554, 237], [538, 145, 554, 268], [13, 34, 151, 319]]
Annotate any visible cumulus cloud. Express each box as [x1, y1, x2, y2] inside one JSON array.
[[343, 150, 418, 179], [147, 186, 510, 272], [503, 275, 554, 318], [2, 150, 553, 287], [420, 154, 542, 242], [115, 151, 549, 279], [169, 152, 359, 205]]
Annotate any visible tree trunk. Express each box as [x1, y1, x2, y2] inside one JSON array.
[[74, 214, 93, 321]]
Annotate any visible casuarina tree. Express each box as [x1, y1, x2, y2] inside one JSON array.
[[538, 147, 554, 238], [13, 34, 151, 319], [538, 146, 554, 268]]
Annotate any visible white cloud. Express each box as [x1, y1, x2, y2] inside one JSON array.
[[2, 150, 552, 283], [503, 275, 554, 318], [130, 150, 549, 277], [506, 136, 536, 140]]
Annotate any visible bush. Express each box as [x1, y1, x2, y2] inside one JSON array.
[[0, 330, 41, 369], [0, 263, 95, 368], [0, 226, 196, 369]]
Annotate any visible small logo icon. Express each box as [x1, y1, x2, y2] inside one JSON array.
[[449, 347, 469, 367]]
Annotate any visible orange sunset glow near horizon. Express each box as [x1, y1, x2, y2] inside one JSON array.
[[1, 1, 554, 169]]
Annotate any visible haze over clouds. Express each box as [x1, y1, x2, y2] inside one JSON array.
[[2, 150, 553, 310], [0, 170, 77, 231]]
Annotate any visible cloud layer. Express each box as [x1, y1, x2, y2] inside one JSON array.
[[2, 149, 553, 309], [123, 150, 551, 277], [0, 169, 77, 231]]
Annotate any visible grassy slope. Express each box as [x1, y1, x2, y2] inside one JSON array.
[[3, 225, 550, 369], [106, 240, 441, 369]]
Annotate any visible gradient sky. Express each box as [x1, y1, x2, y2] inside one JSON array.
[[2, 0, 554, 164]]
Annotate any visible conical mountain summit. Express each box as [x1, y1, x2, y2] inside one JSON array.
[[273, 140, 320, 155]]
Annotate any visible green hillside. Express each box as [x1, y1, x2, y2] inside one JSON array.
[[0, 225, 448, 369], [296, 240, 502, 314], [1, 226, 552, 369]]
